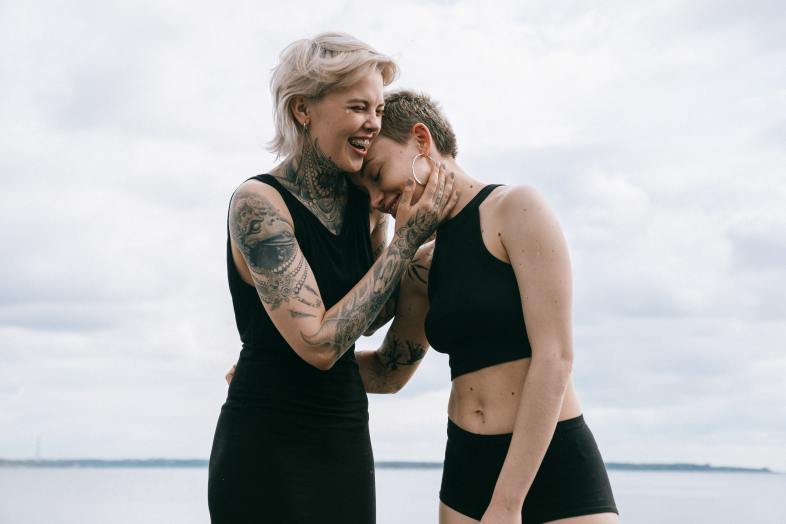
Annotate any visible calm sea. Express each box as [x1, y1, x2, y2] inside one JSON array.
[[0, 467, 784, 523]]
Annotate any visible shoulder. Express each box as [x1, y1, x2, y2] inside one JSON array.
[[228, 178, 295, 238], [492, 185, 554, 226], [491, 184, 565, 249], [493, 184, 547, 214], [415, 239, 435, 263], [404, 240, 434, 294], [231, 178, 290, 215]]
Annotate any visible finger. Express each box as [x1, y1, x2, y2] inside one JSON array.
[[396, 178, 415, 219], [434, 164, 447, 208], [422, 158, 440, 201], [440, 184, 460, 221], [439, 171, 455, 213], [421, 156, 439, 187]]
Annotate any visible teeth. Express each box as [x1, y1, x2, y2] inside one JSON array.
[[349, 138, 370, 150]]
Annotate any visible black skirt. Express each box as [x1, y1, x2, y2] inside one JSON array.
[[208, 351, 375, 524], [440, 415, 617, 523], [209, 174, 377, 523]]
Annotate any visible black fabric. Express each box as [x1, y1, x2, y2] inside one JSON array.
[[440, 416, 618, 523], [424, 184, 533, 380], [208, 174, 376, 524]]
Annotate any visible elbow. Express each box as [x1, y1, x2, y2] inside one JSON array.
[[554, 348, 573, 379], [560, 347, 574, 374], [533, 346, 573, 380], [302, 348, 338, 371], [313, 352, 338, 372], [384, 381, 405, 394]]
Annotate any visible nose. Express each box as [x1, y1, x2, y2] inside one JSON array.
[[365, 111, 381, 134]]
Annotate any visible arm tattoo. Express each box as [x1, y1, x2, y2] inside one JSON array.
[[371, 213, 388, 260], [407, 257, 429, 286], [391, 208, 439, 260], [364, 283, 399, 335], [295, 284, 323, 309], [289, 309, 316, 318], [231, 190, 312, 311], [363, 212, 393, 334], [300, 201, 438, 358], [300, 223, 418, 356], [379, 335, 426, 370]]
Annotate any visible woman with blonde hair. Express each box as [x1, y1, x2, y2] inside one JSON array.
[[208, 35, 457, 523]]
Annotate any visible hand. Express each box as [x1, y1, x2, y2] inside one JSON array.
[[480, 504, 522, 524], [393, 162, 458, 255], [225, 364, 236, 385]]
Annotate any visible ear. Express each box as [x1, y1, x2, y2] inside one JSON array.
[[290, 95, 311, 127], [411, 123, 433, 155]]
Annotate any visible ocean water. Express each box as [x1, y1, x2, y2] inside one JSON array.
[[0, 467, 784, 523]]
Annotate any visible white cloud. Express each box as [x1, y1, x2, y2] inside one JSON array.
[[1, 0, 785, 471]]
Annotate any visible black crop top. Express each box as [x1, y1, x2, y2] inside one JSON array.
[[424, 184, 532, 380]]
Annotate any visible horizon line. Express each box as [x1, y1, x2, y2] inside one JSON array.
[[0, 458, 776, 474]]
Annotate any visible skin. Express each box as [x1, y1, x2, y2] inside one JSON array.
[[348, 125, 619, 524], [225, 119, 617, 523], [228, 72, 459, 370]]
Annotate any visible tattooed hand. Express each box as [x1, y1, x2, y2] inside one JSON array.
[[393, 162, 458, 257]]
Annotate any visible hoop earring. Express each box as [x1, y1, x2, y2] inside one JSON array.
[[410, 153, 434, 186]]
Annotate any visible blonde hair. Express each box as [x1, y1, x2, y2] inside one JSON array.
[[269, 32, 398, 159]]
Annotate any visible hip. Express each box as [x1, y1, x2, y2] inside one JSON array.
[[440, 415, 617, 522]]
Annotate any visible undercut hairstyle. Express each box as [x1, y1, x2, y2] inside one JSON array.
[[269, 32, 398, 159], [380, 90, 458, 158]]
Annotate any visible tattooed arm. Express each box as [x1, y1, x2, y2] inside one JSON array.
[[363, 211, 399, 336], [229, 167, 456, 371], [356, 242, 433, 393]]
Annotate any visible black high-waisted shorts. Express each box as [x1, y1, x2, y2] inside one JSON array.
[[440, 415, 617, 523]]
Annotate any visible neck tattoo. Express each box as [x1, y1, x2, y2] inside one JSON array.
[[281, 130, 348, 235]]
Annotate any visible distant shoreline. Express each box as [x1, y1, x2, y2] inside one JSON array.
[[0, 459, 776, 474]]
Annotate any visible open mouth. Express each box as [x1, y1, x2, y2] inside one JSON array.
[[348, 137, 371, 155]]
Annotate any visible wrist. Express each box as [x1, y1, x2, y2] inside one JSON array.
[[489, 488, 525, 513], [391, 229, 419, 259]]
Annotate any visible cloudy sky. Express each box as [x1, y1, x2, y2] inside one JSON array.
[[1, 0, 784, 471]]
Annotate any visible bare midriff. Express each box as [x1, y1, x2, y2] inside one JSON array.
[[447, 358, 583, 435]]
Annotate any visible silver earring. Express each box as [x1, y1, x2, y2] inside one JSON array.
[[410, 153, 434, 186]]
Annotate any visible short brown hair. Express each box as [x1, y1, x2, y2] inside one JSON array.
[[380, 90, 458, 158]]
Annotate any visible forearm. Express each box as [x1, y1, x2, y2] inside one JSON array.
[[356, 350, 398, 393], [301, 228, 417, 366], [363, 283, 400, 336], [490, 355, 572, 510], [356, 333, 427, 393]]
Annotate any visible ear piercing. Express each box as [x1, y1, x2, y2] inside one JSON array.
[[411, 153, 437, 186]]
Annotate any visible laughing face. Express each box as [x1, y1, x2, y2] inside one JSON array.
[[349, 133, 433, 216], [304, 73, 385, 174]]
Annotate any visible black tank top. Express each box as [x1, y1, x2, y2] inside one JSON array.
[[424, 184, 532, 380], [225, 174, 374, 421]]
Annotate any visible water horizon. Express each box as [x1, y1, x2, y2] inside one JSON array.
[[0, 457, 778, 474]]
